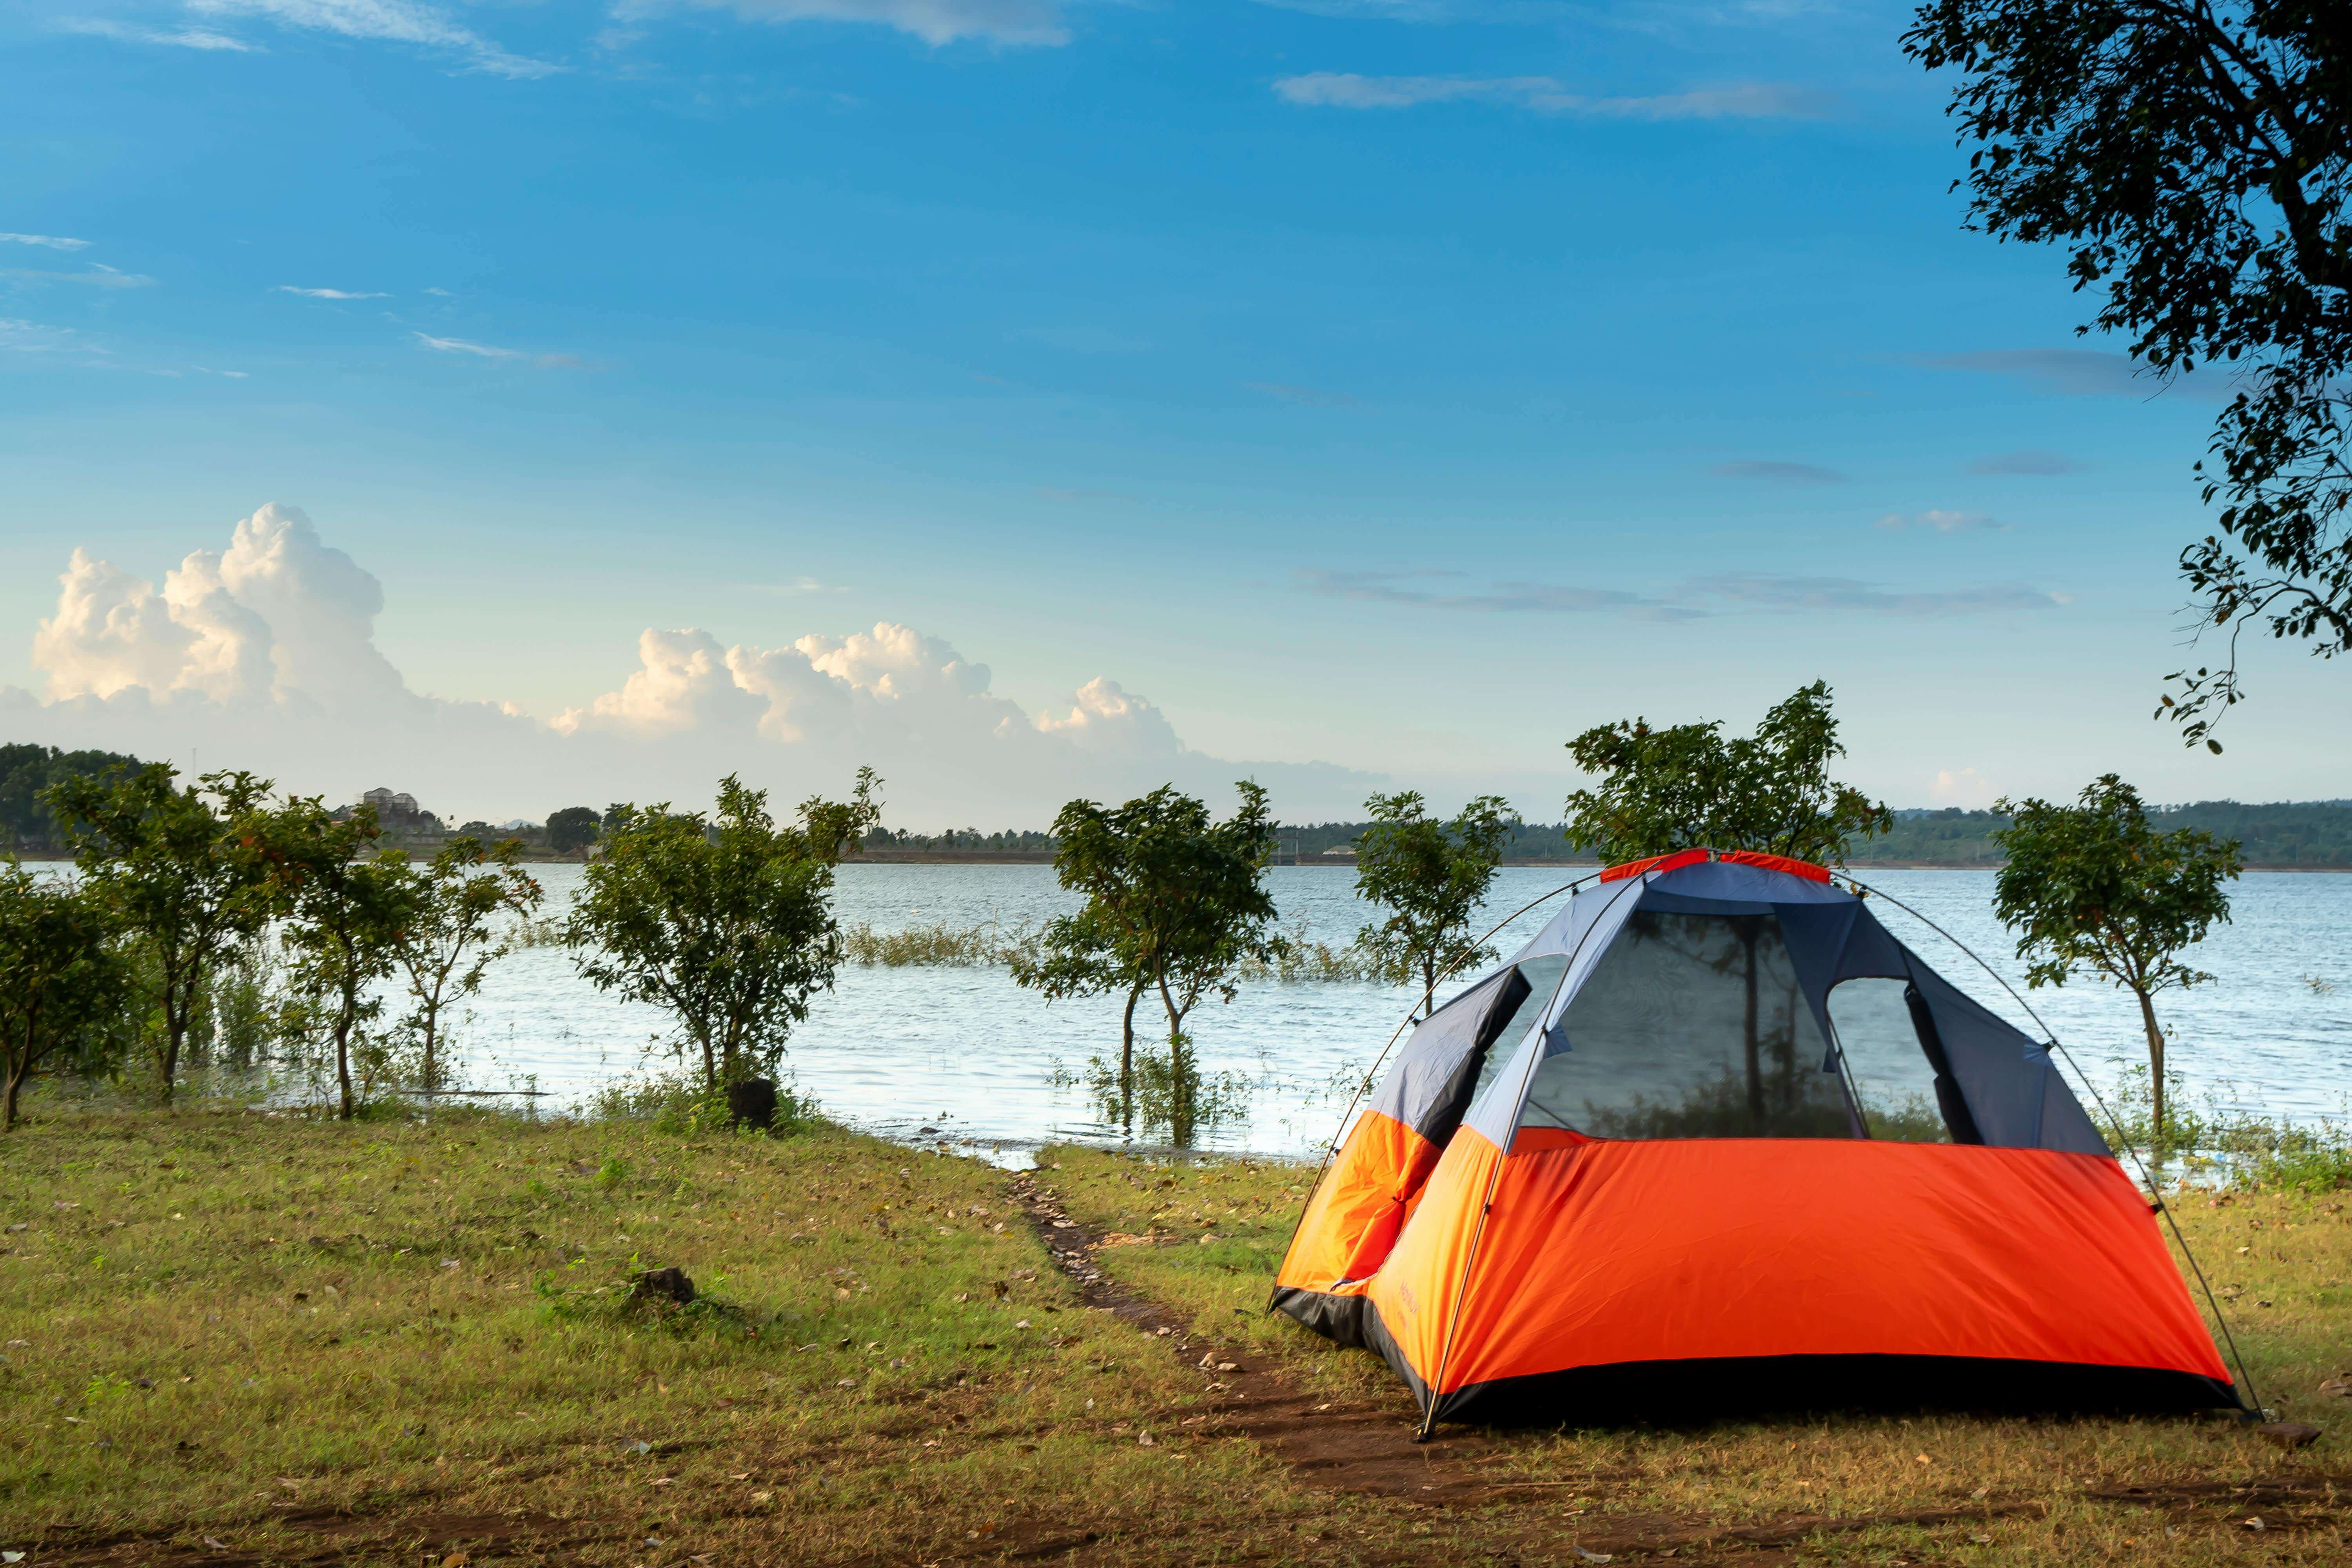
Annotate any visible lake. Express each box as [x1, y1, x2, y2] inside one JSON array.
[[435, 863, 2351, 1163]]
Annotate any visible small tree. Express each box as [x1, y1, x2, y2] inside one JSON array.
[[567, 771, 880, 1093], [389, 836, 542, 1092], [268, 801, 423, 1121], [0, 864, 133, 1129], [1993, 775, 2242, 1143], [1015, 782, 1281, 1141], [1353, 791, 1515, 1018], [1563, 681, 1892, 864], [546, 806, 600, 856], [46, 766, 278, 1098]]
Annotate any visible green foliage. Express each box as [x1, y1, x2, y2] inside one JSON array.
[[265, 799, 425, 1122], [1015, 783, 1281, 1143], [0, 742, 146, 853], [566, 771, 882, 1092], [1902, 0, 2352, 746], [1351, 791, 1514, 1015], [1993, 774, 2243, 1139], [0, 862, 134, 1128], [45, 765, 280, 1098], [545, 806, 600, 855], [387, 836, 542, 1091], [1563, 681, 1892, 866]]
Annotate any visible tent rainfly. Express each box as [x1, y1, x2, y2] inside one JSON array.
[[1272, 849, 2241, 1431]]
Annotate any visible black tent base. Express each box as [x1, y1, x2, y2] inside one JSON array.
[[1427, 1352, 2247, 1430], [1269, 1285, 1371, 1348]]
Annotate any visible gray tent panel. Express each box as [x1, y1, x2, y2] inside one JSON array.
[[1898, 959, 2107, 1155], [1368, 966, 1526, 1140]]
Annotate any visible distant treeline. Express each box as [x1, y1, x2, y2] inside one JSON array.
[[1846, 801, 2352, 868], [860, 826, 1059, 853], [10, 739, 2348, 866], [1, 744, 145, 853]]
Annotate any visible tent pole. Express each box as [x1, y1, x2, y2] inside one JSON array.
[[1843, 874, 2269, 1422], [1263, 875, 1595, 1316]]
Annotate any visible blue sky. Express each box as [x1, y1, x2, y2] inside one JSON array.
[[3, 0, 2343, 824]]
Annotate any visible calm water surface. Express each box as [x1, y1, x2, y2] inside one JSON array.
[[438, 864, 2352, 1162]]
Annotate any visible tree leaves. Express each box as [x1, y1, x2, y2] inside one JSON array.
[[1904, 0, 2352, 740], [1561, 682, 1891, 866], [564, 770, 882, 1092]]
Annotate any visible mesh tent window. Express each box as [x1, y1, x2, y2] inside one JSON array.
[[1515, 909, 1857, 1140]]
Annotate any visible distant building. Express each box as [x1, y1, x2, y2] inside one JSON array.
[[348, 786, 446, 840]]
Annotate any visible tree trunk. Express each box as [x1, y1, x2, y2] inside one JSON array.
[[1421, 953, 1437, 1021], [1118, 982, 1143, 1133], [1158, 980, 1194, 1147], [4, 1049, 25, 1131], [2136, 987, 2168, 1146], [334, 996, 356, 1121], [162, 975, 187, 1104]]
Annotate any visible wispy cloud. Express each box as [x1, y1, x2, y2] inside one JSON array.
[[1300, 568, 1667, 616], [1875, 509, 2006, 533], [0, 233, 94, 251], [186, 0, 559, 78], [1915, 348, 2147, 397], [1246, 380, 1356, 407], [0, 318, 90, 354], [1711, 458, 1843, 485], [1682, 572, 2064, 615], [2, 264, 157, 289], [749, 576, 847, 593], [1273, 74, 1833, 120], [413, 331, 588, 369], [1300, 567, 2064, 619], [274, 285, 390, 299], [621, 0, 1069, 47], [1969, 448, 2084, 476], [58, 17, 260, 50]]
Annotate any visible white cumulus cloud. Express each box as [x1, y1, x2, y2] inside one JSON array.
[[7, 507, 1371, 826]]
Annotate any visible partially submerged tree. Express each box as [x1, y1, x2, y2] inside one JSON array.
[[269, 801, 422, 1121], [1903, 1, 2352, 747], [567, 771, 881, 1093], [388, 836, 543, 1092], [1016, 782, 1281, 1140], [1563, 681, 1892, 864], [0, 864, 132, 1129], [1993, 775, 2242, 1142], [46, 766, 278, 1099], [1352, 791, 1515, 1018]]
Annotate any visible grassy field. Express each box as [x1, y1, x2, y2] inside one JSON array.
[[4, 1107, 2350, 1565]]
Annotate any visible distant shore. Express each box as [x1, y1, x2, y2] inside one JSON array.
[[838, 850, 2352, 873]]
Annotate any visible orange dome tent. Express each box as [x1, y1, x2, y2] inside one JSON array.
[[1272, 850, 2241, 1433]]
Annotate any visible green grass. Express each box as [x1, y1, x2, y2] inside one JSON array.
[[1042, 1143, 2352, 1562], [4, 1105, 2351, 1564]]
